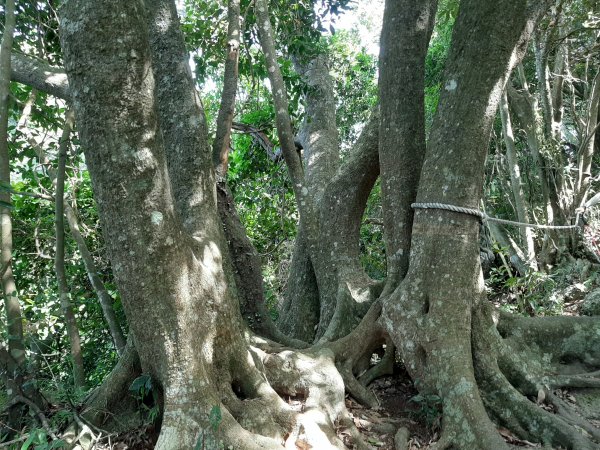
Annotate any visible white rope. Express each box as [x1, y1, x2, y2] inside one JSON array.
[[411, 202, 581, 231]]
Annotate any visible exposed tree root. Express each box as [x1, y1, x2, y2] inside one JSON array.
[[546, 391, 600, 441], [548, 374, 600, 389], [470, 307, 600, 449], [318, 278, 384, 343], [479, 355, 596, 449], [6, 395, 57, 440], [81, 336, 141, 428], [383, 268, 600, 450], [497, 313, 600, 368], [328, 301, 389, 408], [358, 338, 396, 387], [478, 306, 599, 449], [74, 312, 399, 450], [78, 298, 600, 450]]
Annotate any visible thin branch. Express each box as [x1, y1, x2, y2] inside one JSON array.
[[0, 435, 27, 448], [8, 395, 58, 440], [254, 0, 305, 199], [54, 109, 86, 388], [8, 189, 53, 201]]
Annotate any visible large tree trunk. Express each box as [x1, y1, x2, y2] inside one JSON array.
[[25, 0, 600, 447], [59, 2, 368, 448], [61, 1, 245, 446], [380, 1, 560, 448]]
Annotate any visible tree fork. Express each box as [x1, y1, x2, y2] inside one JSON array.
[[381, 0, 554, 448]]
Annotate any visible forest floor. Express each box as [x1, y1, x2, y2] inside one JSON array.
[[91, 370, 599, 449], [4, 260, 600, 449], [342, 375, 600, 449]]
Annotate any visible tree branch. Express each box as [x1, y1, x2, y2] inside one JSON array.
[[254, 0, 305, 200], [11, 53, 69, 100], [212, 0, 241, 177]]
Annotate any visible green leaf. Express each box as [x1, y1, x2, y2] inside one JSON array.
[[21, 433, 37, 450], [129, 374, 152, 394], [209, 404, 222, 432]]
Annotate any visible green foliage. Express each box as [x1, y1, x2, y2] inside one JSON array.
[[408, 393, 442, 428], [424, 9, 453, 131], [227, 107, 298, 313], [129, 374, 160, 423], [20, 429, 66, 450], [360, 182, 386, 279], [329, 30, 378, 149], [488, 264, 560, 315], [484, 245, 600, 316]]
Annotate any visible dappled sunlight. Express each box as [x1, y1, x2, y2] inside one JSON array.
[[8, 0, 600, 449]]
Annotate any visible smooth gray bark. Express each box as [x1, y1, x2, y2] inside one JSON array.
[[381, 1, 549, 447], [212, 0, 240, 177], [255, 0, 305, 198], [293, 54, 340, 202], [255, 1, 382, 341], [576, 69, 600, 208], [378, 0, 437, 291], [54, 110, 86, 388], [64, 204, 127, 355], [499, 90, 537, 270]]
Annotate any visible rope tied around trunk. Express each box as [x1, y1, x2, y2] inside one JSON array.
[[411, 202, 582, 231]]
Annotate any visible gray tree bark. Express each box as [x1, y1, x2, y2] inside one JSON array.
[[256, 0, 382, 342], [380, 1, 554, 447], [499, 90, 537, 270], [60, 2, 364, 448], [575, 69, 600, 208], [212, 0, 240, 178], [378, 0, 437, 292], [54, 110, 86, 388]]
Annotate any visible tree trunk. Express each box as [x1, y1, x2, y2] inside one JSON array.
[[575, 69, 600, 208], [507, 71, 560, 268], [60, 2, 363, 448], [499, 90, 537, 270], [0, 0, 48, 429], [64, 203, 127, 355], [0, 0, 25, 371], [212, 0, 240, 178], [381, 1, 551, 447], [54, 110, 86, 388], [256, 0, 381, 342], [378, 0, 437, 292]]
